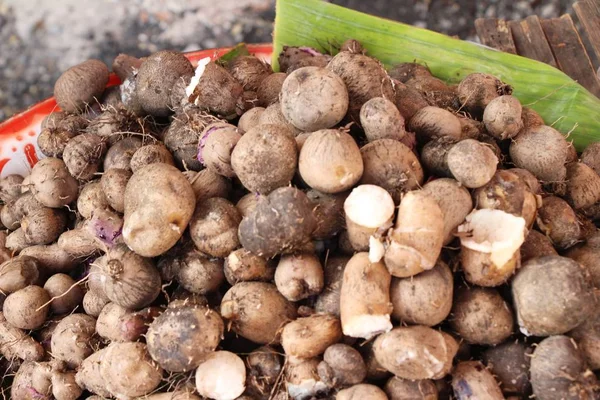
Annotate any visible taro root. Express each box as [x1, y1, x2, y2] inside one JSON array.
[[317, 344, 367, 388], [307, 189, 347, 240], [164, 109, 217, 171], [280, 66, 349, 132], [535, 196, 581, 250], [238, 107, 265, 133], [281, 314, 342, 360], [51, 314, 98, 369], [360, 97, 406, 142], [274, 253, 325, 302], [54, 59, 109, 113], [582, 142, 600, 175], [512, 255, 596, 336], [483, 95, 523, 140], [189, 197, 241, 258], [227, 55, 272, 92], [408, 106, 462, 142], [63, 133, 107, 181], [451, 361, 504, 400], [30, 158, 79, 208], [3, 285, 50, 330], [38, 114, 88, 158], [130, 143, 175, 172], [224, 248, 275, 285], [482, 341, 532, 396], [457, 73, 509, 116], [521, 229, 558, 263], [257, 72, 286, 107], [314, 256, 349, 317], [135, 50, 194, 117], [447, 139, 498, 188], [198, 122, 241, 178], [103, 136, 143, 171], [195, 351, 246, 400], [564, 162, 600, 210]]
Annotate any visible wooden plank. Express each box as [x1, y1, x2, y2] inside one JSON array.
[[475, 18, 517, 54], [574, 1, 600, 68], [541, 14, 600, 97], [508, 16, 557, 67]]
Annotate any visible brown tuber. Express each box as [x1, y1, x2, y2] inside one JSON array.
[[54, 59, 109, 113]]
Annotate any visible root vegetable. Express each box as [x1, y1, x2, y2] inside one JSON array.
[[360, 97, 406, 142], [228, 55, 271, 92], [570, 307, 600, 370], [384, 377, 438, 400], [512, 255, 595, 336], [422, 178, 473, 245], [337, 384, 387, 400], [238, 187, 316, 258], [82, 290, 110, 317], [246, 346, 283, 399], [390, 260, 453, 327], [275, 253, 324, 301], [100, 168, 131, 212], [231, 124, 298, 194], [447, 139, 498, 188], [373, 326, 458, 380], [419, 136, 455, 178], [20, 244, 78, 273], [457, 73, 508, 116], [360, 139, 424, 203], [530, 335, 599, 400], [393, 81, 429, 120], [75, 348, 111, 397], [566, 232, 600, 287], [30, 158, 79, 208], [224, 248, 275, 285], [408, 106, 462, 141], [307, 189, 347, 240], [0, 174, 24, 203], [535, 196, 581, 250], [278, 46, 329, 73], [22, 207, 68, 245], [11, 360, 53, 400], [77, 180, 109, 219], [6, 227, 28, 253], [63, 133, 107, 181], [286, 358, 331, 400], [43, 273, 83, 314], [220, 281, 297, 344], [317, 343, 366, 387], [51, 314, 98, 369], [238, 107, 265, 133], [147, 304, 224, 372], [3, 285, 50, 330], [259, 102, 302, 135], [450, 286, 514, 345], [198, 123, 241, 178], [51, 368, 83, 400], [0, 312, 44, 361], [130, 143, 175, 172], [473, 169, 529, 217], [103, 136, 143, 171], [521, 229, 558, 262], [186, 169, 231, 202], [482, 341, 531, 395], [451, 361, 504, 400], [54, 59, 109, 113], [509, 124, 569, 183], [340, 252, 392, 339], [281, 314, 342, 360], [257, 72, 286, 107], [483, 95, 523, 140], [0, 256, 40, 294], [384, 190, 444, 277], [195, 351, 246, 400], [582, 142, 600, 175], [173, 246, 225, 294], [96, 244, 161, 310], [565, 162, 600, 209], [123, 163, 196, 257], [314, 256, 348, 317], [189, 197, 241, 258], [96, 302, 159, 343], [280, 67, 349, 132], [458, 209, 526, 286]]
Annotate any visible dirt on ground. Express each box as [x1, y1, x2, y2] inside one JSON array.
[[0, 0, 572, 122]]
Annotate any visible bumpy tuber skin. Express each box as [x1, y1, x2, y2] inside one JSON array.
[[447, 139, 498, 188], [257, 72, 286, 107], [20, 243, 78, 274], [195, 351, 246, 400], [280, 66, 349, 131], [384, 190, 444, 277], [450, 286, 514, 345], [95, 244, 161, 310], [123, 163, 196, 257], [566, 232, 600, 287], [231, 123, 298, 194], [238, 187, 316, 258], [535, 196, 581, 250], [186, 168, 231, 203], [75, 348, 112, 397], [77, 180, 109, 219], [238, 106, 265, 133], [97, 302, 160, 343], [565, 162, 600, 209], [582, 142, 600, 175], [384, 377, 438, 400], [189, 197, 242, 258], [458, 209, 526, 286], [82, 289, 110, 318], [337, 384, 387, 400], [482, 341, 531, 395], [0, 256, 40, 295], [530, 335, 599, 400], [285, 357, 331, 400], [171, 246, 225, 294], [422, 178, 473, 245], [340, 252, 393, 339], [457, 73, 508, 116], [317, 343, 367, 388], [103, 136, 143, 171], [307, 189, 347, 240], [314, 257, 348, 317], [373, 326, 458, 380], [408, 106, 462, 142], [3, 285, 50, 330], [63, 133, 107, 181], [0, 174, 24, 203], [451, 361, 504, 400], [0, 312, 45, 361], [130, 143, 175, 172], [51, 314, 98, 369], [483, 95, 523, 140], [259, 102, 302, 135], [198, 123, 241, 178], [54, 59, 109, 113], [275, 253, 325, 302], [359, 139, 424, 203], [224, 248, 275, 285], [509, 124, 570, 183], [390, 260, 453, 327], [100, 168, 131, 213], [147, 304, 224, 372], [220, 281, 297, 344], [570, 307, 600, 370], [43, 273, 84, 314], [278, 45, 331, 73], [30, 158, 79, 208], [473, 169, 530, 217], [521, 229, 558, 262], [282, 314, 342, 361], [512, 255, 596, 336], [135, 50, 193, 116], [38, 114, 87, 158], [245, 346, 283, 398], [101, 342, 164, 398], [326, 50, 395, 122], [360, 97, 406, 142]]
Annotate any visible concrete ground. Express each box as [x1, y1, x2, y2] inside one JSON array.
[[0, 0, 572, 122]]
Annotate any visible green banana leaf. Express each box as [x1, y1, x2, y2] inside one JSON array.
[[272, 0, 600, 151]]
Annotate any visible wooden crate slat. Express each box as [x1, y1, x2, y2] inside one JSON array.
[[508, 16, 557, 67], [541, 14, 600, 97], [475, 18, 517, 54], [574, 1, 600, 69]]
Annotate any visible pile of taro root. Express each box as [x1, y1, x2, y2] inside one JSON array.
[[1, 38, 600, 400]]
